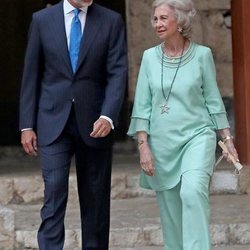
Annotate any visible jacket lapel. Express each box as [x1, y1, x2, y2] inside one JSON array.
[[50, 1, 72, 75], [75, 4, 102, 73]]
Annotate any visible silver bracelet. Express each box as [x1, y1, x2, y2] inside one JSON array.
[[223, 135, 233, 143], [137, 139, 146, 149]]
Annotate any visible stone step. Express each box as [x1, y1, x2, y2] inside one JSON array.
[[11, 247, 248, 250], [0, 156, 249, 205], [0, 168, 245, 206], [1, 194, 249, 249], [110, 247, 250, 250]]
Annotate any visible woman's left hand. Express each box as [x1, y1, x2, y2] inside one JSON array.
[[223, 139, 239, 163], [218, 129, 239, 164], [139, 143, 155, 176]]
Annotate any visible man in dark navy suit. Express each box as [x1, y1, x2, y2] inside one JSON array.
[[19, 0, 127, 249]]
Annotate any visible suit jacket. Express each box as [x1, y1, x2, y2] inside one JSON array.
[[19, 1, 128, 148]]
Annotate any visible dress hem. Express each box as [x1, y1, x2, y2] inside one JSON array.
[[140, 168, 213, 191]]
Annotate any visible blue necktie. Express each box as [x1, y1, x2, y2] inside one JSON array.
[[69, 9, 82, 73]]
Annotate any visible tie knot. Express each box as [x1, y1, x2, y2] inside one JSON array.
[[73, 9, 80, 17]]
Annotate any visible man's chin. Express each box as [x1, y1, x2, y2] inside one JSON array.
[[81, 1, 93, 7], [82, 2, 93, 7], [71, 0, 93, 8]]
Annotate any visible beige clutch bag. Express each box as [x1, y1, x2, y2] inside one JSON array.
[[215, 140, 243, 175]]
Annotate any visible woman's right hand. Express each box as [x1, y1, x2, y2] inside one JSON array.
[[138, 143, 154, 176]]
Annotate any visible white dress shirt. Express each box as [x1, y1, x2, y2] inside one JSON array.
[[64, 0, 87, 45]]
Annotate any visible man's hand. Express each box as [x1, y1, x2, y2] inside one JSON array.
[[90, 118, 111, 138], [21, 130, 38, 156]]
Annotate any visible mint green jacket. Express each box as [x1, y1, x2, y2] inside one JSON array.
[[128, 42, 229, 191]]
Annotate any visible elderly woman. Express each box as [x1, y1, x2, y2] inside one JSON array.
[[127, 0, 239, 249]]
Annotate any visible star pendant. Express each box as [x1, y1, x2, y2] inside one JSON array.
[[160, 102, 170, 114]]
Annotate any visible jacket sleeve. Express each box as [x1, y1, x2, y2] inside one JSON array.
[[19, 14, 43, 131], [100, 14, 128, 127]]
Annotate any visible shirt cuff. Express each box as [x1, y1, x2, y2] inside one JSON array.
[[21, 128, 33, 132], [100, 115, 114, 130]]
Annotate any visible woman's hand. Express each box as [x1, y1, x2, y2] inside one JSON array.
[[138, 143, 154, 176], [218, 128, 239, 164], [223, 138, 239, 164]]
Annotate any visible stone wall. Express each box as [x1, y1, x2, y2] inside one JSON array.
[[126, 0, 232, 101]]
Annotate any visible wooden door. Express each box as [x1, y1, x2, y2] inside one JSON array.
[[231, 0, 250, 164]]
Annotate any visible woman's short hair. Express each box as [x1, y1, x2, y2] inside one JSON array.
[[151, 0, 196, 39]]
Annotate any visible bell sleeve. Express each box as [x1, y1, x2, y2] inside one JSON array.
[[201, 48, 230, 129], [127, 52, 152, 137]]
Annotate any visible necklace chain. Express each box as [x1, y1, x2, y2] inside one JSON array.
[[165, 47, 183, 57], [160, 41, 185, 114]]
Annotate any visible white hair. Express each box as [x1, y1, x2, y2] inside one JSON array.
[[151, 0, 196, 39]]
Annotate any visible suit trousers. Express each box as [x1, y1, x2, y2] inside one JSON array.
[[156, 170, 211, 250], [37, 105, 112, 250]]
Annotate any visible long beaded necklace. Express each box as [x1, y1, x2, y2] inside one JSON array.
[[160, 41, 185, 114]]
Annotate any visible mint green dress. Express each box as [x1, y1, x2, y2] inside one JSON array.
[[127, 42, 229, 191]]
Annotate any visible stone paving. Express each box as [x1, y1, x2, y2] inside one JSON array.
[[0, 145, 250, 249], [8, 194, 250, 249], [110, 247, 250, 250], [0, 153, 249, 206]]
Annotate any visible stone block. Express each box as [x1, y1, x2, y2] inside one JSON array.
[[110, 227, 144, 247], [15, 230, 37, 249], [64, 230, 79, 249], [68, 175, 79, 204], [144, 225, 163, 246], [216, 62, 233, 97], [0, 178, 14, 205], [238, 166, 250, 194], [229, 224, 250, 245], [126, 174, 155, 198], [210, 224, 229, 245], [192, 12, 203, 44], [201, 11, 232, 63], [111, 173, 127, 199], [15, 229, 81, 249], [193, 0, 231, 11], [75, 230, 81, 248], [14, 176, 44, 203], [0, 205, 14, 250], [210, 171, 239, 194]]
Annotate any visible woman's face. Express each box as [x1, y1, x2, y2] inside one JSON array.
[[153, 4, 179, 41]]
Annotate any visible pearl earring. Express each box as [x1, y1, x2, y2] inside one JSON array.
[[178, 27, 183, 33]]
